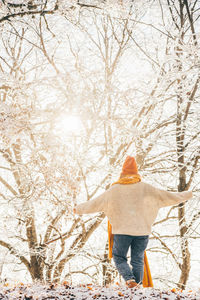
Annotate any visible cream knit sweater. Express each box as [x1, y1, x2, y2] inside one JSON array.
[[76, 182, 192, 236]]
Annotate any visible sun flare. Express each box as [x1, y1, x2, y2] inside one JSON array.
[[57, 115, 82, 136]]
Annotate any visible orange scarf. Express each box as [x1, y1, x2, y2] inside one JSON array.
[[108, 174, 153, 288]]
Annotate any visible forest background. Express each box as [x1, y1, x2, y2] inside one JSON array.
[[0, 0, 199, 290]]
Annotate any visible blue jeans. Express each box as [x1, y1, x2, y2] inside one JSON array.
[[112, 234, 149, 283]]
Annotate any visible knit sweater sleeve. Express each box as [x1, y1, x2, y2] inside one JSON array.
[[154, 187, 193, 208], [76, 192, 107, 214]]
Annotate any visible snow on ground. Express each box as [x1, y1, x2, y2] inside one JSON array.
[[0, 283, 199, 300]]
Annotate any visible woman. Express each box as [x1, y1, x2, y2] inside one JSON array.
[[74, 156, 192, 287]]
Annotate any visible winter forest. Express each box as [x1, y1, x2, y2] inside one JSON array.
[[0, 0, 200, 294]]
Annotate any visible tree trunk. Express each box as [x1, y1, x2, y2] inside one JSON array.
[[176, 75, 191, 289]]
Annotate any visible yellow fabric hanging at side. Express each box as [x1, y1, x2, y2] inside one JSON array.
[[108, 220, 114, 260], [108, 174, 153, 288], [143, 251, 153, 287]]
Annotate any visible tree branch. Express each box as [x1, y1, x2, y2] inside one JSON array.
[[0, 175, 18, 196], [152, 232, 182, 270], [0, 240, 31, 273]]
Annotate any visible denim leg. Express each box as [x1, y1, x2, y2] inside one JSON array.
[[130, 236, 149, 284], [112, 234, 135, 282]]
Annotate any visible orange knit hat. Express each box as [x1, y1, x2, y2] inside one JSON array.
[[121, 156, 138, 175]]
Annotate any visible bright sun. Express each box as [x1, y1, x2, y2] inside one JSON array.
[[57, 115, 82, 136]]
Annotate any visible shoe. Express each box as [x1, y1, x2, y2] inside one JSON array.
[[126, 279, 137, 288]]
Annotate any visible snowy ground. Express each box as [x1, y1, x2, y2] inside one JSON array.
[[0, 283, 200, 300]]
